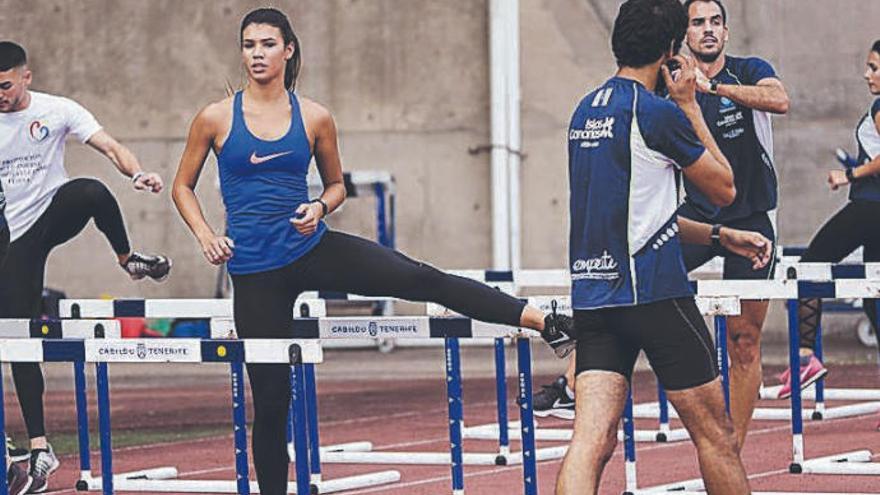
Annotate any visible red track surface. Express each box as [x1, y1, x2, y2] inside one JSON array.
[[4, 364, 879, 494]]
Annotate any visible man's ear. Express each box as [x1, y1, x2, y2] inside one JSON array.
[[22, 67, 32, 85]]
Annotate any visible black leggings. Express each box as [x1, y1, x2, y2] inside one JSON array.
[[798, 201, 880, 352], [0, 178, 131, 439], [231, 231, 526, 494], [0, 222, 9, 269]]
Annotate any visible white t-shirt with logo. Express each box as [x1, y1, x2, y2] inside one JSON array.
[[0, 91, 102, 241]]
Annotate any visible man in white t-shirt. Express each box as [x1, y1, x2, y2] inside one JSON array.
[[0, 41, 172, 493]]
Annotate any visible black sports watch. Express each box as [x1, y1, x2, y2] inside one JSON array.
[[311, 198, 329, 218], [710, 224, 723, 248], [709, 80, 720, 95], [845, 167, 857, 183]]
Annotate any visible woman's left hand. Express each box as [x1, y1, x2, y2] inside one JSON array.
[[290, 202, 323, 235]]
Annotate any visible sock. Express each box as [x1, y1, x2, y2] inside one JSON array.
[[799, 354, 811, 366], [565, 385, 575, 400]]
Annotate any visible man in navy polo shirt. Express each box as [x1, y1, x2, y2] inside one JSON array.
[[679, 0, 792, 450]]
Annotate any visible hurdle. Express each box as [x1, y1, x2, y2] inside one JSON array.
[[57, 297, 401, 495], [437, 270, 703, 447], [0, 337, 333, 495], [629, 272, 880, 493], [211, 315, 557, 495], [299, 270, 706, 447], [459, 294, 739, 449]]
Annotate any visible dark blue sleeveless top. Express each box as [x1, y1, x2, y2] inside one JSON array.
[[217, 91, 326, 275]]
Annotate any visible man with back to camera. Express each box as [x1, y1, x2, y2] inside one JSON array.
[[555, 0, 763, 492], [532, 0, 789, 426], [678, 0, 799, 449], [0, 41, 171, 492]]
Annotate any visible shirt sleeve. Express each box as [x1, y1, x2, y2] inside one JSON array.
[[741, 57, 777, 85], [871, 98, 880, 120], [644, 101, 706, 169], [62, 97, 102, 143]]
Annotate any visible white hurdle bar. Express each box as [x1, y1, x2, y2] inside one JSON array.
[[0, 319, 120, 339]]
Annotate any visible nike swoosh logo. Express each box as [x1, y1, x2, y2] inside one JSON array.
[[250, 151, 293, 165]]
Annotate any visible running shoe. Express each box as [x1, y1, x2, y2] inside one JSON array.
[[541, 301, 576, 358], [6, 436, 29, 463], [7, 463, 32, 495], [533, 375, 575, 420], [27, 444, 59, 494], [777, 355, 828, 400], [122, 252, 172, 282]]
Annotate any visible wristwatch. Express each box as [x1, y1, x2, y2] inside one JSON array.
[[845, 167, 857, 183], [710, 224, 723, 248], [709, 80, 719, 95], [310, 198, 329, 218]]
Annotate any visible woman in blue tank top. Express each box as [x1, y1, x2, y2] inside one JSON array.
[[171, 8, 576, 492], [794, 40, 880, 398]]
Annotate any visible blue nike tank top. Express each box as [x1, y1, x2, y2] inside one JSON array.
[[217, 91, 326, 275]]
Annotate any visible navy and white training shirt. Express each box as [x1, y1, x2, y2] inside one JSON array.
[[851, 98, 880, 202], [683, 55, 779, 222], [568, 77, 706, 309]]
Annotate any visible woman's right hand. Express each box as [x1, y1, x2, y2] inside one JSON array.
[[199, 234, 235, 265]]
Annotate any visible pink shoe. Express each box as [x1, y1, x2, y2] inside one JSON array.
[[777, 355, 828, 400]]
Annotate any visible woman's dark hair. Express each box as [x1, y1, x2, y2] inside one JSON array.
[[872, 39, 880, 55], [0, 41, 27, 72], [240, 8, 301, 91], [682, 0, 727, 25], [611, 0, 688, 68]]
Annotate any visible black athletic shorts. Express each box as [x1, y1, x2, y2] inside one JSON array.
[[677, 202, 776, 280], [575, 297, 718, 391]]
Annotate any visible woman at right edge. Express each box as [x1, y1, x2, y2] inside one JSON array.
[[792, 39, 880, 428], [171, 8, 577, 492]]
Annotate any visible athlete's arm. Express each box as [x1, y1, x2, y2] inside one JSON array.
[[87, 130, 163, 193], [829, 112, 880, 189], [172, 104, 234, 265], [677, 216, 772, 269], [663, 56, 735, 206], [291, 99, 346, 236], [706, 77, 789, 115]]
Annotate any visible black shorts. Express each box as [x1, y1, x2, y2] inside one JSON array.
[[575, 297, 718, 391], [677, 203, 776, 280]]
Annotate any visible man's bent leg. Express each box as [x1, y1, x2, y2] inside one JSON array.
[[667, 378, 750, 494], [556, 371, 628, 495], [727, 299, 769, 451]]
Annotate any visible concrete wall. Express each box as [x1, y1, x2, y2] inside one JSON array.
[[1, 0, 880, 308]]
